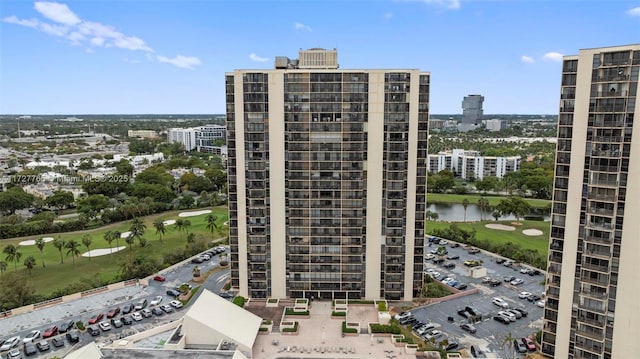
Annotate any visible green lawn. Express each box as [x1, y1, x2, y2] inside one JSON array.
[[0, 207, 229, 296], [426, 219, 551, 256], [426, 193, 550, 209]]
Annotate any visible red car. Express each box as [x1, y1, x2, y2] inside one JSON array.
[[522, 337, 536, 351], [153, 275, 166, 282], [88, 313, 104, 324], [106, 307, 121, 318], [43, 325, 58, 338]]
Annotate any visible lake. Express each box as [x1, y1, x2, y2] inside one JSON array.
[[427, 203, 550, 222]]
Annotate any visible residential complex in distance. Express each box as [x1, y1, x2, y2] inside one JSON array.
[[542, 44, 640, 359], [127, 129, 158, 138], [428, 149, 520, 180], [225, 48, 429, 301], [167, 124, 227, 152]]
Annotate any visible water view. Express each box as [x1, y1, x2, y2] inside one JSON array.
[[427, 203, 550, 222]]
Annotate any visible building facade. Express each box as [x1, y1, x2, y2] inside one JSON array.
[[485, 119, 507, 132], [542, 44, 640, 359], [462, 94, 484, 125], [225, 49, 429, 301], [167, 125, 226, 152], [427, 149, 520, 180], [127, 130, 158, 138]]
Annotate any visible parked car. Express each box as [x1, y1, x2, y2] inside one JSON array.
[[445, 341, 459, 351], [121, 316, 133, 325], [141, 309, 153, 318], [99, 321, 112, 331], [166, 289, 182, 298], [493, 315, 510, 324], [520, 267, 532, 274], [58, 319, 75, 333], [153, 275, 166, 282], [519, 291, 532, 299], [106, 307, 121, 318], [132, 312, 143, 321], [150, 296, 163, 306], [394, 311, 412, 320], [496, 258, 506, 264], [449, 242, 460, 248], [6, 349, 22, 359], [134, 299, 148, 310], [503, 260, 513, 267], [51, 337, 64, 348], [455, 283, 468, 290], [1, 337, 21, 351], [465, 306, 479, 316], [88, 313, 104, 324], [506, 309, 523, 319], [170, 300, 184, 309], [536, 300, 546, 308], [493, 297, 509, 308], [110, 318, 123, 328], [512, 308, 529, 317], [527, 294, 542, 303], [424, 254, 436, 260], [443, 262, 455, 269], [152, 307, 164, 316], [35, 340, 49, 352], [122, 303, 135, 314], [503, 275, 516, 282], [514, 339, 528, 353], [446, 254, 459, 260], [23, 330, 40, 343], [468, 247, 480, 254], [191, 257, 204, 264], [498, 311, 517, 322], [457, 308, 472, 318], [522, 337, 536, 351], [461, 323, 477, 334], [489, 279, 502, 287], [42, 325, 58, 339], [66, 330, 80, 343], [510, 278, 525, 286], [87, 326, 100, 336], [23, 342, 37, 356]]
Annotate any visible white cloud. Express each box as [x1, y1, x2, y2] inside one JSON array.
[[424, 0, 460, 10], [66, 31, 85, 45], [626, 7, 640, 16], [39, 22, 68, 36], [34, 1, 80, 25], [521, 55, 535, 64], [542, 52, 564, 62], [384, 12, 393, 19], [85, 48, 95, 54], [294, 22, 312, 32], [3, 16, 39, 28], [90, 37, 105, 47], [249, 53, 269, 62], [156, 55, 202, 69]]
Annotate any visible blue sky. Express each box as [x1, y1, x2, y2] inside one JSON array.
[[1, 0, 639, 115]]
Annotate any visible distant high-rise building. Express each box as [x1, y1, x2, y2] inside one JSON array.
[[225, 48, 430, 301], [542, 44, 640, 359], [462, 94, 484, 125], [167, 125, 226, 152]]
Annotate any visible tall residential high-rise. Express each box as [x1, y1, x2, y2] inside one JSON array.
[[542, 44, 640, 359], [462, 94, 484, 125], [225, 48, 430, 301]]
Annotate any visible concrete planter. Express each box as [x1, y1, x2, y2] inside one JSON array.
[[405, 344, 418, 354], [266, 298, 279, 308]]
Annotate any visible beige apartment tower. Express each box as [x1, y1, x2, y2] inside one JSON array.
[[542, 44, 640, 359], [225, 49, 430, 301]]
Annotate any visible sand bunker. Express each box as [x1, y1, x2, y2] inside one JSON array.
[[19, 237, 54, 246], [82, 246, 126, 257], [120, 231, 132, 238], [163, 219, 176, 226], [178, 210, 212, 218], [485, 223, 516, 231], [522, 229, 544, 236]]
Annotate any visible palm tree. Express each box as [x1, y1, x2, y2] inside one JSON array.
[[187, 232, 196, 244], [104, 230, 115, 253], [3, 244, 22, 272], [82, 234, 93, 261], [175, 219, 187, 241], [53, 236, 65, 264], [129, 217, 147, 248], [153, 219, 166, 243], [65, 240, 81, 266], [206, 213, 218, 241], [183, 219, 191, 235], [23, 255, 36, 275], [462, 198, 470, 222], [0, 261, 7, 276], [125, 234, 136, 251], [477, 197, 490, 222], [112, 230, 122, 251], [35, 238, 46, 268]]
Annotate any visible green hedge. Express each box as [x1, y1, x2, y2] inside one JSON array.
[[396, 337, 414, 344], [285, 308, 310, 315], [348, 300, 374, 304], [282, 322, 299, 333], [342, 321, 358, 334], [259, 327, 268, 332], [233, 296, 246, 307], [377, 301, 387, 311], [76, 321, 85, 331], [370, 323, 402, 334], [332, 311, 346, 316]]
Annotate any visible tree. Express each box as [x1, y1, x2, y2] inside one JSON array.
[[35, 238, 46, 268], [492, 211, 501, 221], [153, 219, 166, 243], [175, 219, 189, 241], [104, 230, 115, 253], [129, 217, 147, 248], [187, 232, 196, 244], [112, 230, 122, 251], [205, 213, 218, 241], [462, 198, 470, 222], [192, 265, 201, 278], [0, 261, 7, 276], [65, 240, 81, 266], [119, 254, 161, 280], [76, 194, 109, 220], [179, 195, 195, 209], [44, 190, 74, 212], [82, 234, 93, 261], [0, 272, 36, 311], [497, 197, 532, 222], [115, 159, 134, 177], [23, 256, 36, 275], [3, 244, 22, 272], [125, 234, 136, 251], [53, 237, 65, 264], [425, 210, 439, 221], [0, 187, 35, 215], [477, 197, 490, 222]]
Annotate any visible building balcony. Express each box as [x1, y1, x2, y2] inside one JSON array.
[[579, 290, 608, 300], [580, 275, 609, 287], [588, 179, 619, 187], [589, 165, 620, 173], [586, 207, 614, 216], [591, 120, 625, 127], [596, 74, 630, 82], [592, 136, 623, 143], [585, 222, 613, 230], [587, 193, 616, 202], [577, 315, 606, 327], [583, 248, 611, 259], [581, 262, 610, 273], [594, 90, 629, 98], [576, 328, 605, 341], [574, 340, 604, 355], [583, 235, 613, 245]]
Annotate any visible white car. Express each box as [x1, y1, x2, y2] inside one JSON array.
[[510, 278, 524, 286], [536, 300, 546, 308], [520, 267, 531, 274], [131, 312, 143, 321], [519, 291, 532, 299], [498, 311, 516, 322], [442, 277, 455, 284], [425, 268, 436, 274], [23, 330, 41, 343], [150, 295, 163, 306], [0, 336, 21, 351], [439, 240, 449, 245], [394, 311, 412, 320], [430, 271, 441, 278], [492, 297, 509, 308], [98, 321, 112, 331], [425, 254, 436, 260], [170, 300, 183, 309]]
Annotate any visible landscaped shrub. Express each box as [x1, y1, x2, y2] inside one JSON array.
[[377, 301, 387, 311], [347, 300, 374, 305], [332, 311, 346, 316], [76, 321, 85, 330], [282, 322, 298, 332], [342, 321, 357, 334], [233, 296, 246, 307], [262, 319, 272, 325], [267, 298, 278, 303], [285, 308, 309, 316], [370, 323, 401, 334]]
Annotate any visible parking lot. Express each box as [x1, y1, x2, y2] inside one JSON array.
[[410, 239, 546, 356]]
